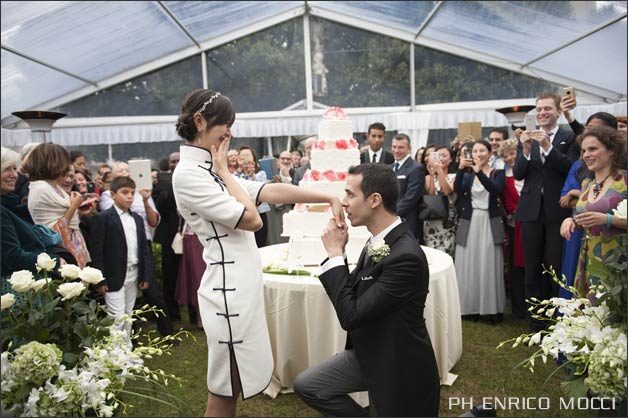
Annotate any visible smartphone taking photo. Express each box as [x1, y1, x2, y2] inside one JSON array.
[[524, 114, 536, 132]]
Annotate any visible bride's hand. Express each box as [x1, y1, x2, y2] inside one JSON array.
[[328, 196, 346, 228], [210, 136, 231, 175]]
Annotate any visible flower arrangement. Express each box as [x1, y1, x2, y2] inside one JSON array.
[[0, 253, 187, 416], [367, 238, 390, 264], [499, 231, 627, 404]]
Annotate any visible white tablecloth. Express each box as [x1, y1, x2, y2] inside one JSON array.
[[260, 244, 462, 399]]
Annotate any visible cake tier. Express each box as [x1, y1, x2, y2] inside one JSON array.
[[282, 209, 369, 238], [312, 138, 359, 151], [318, 119, 353, 142], [310, 149, 360, 172], [287, 236, 367, 266], [299, 180, 346, 200]]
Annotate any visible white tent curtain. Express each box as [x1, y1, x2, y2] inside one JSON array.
[[2, 101, 626, 148]]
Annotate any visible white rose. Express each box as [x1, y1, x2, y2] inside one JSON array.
[[9, 270, 35, 292], [59, 264, 81, 280], [613, 199, 627, 219], [1, 293, 15, 310], [57, 282, 85, 301], [370, 238, 386, 250], [78, 267, 104, 285], [36, 253, 57, 272], [31, 278, 51, 292]]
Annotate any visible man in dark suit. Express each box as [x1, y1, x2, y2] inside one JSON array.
[[359, 122, 394, 165], [292, 136, 316, 186], [294, 163, 439, 417], [390, 133, 425, 240], [514, 92, 579, 331], [152, 152, 189, 324]]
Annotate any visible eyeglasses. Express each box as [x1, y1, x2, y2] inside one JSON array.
[[169, 159, 179, 163]]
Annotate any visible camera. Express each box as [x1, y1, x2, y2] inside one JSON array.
[[463, 147, 472, 160], [86, 181, 96, 193]]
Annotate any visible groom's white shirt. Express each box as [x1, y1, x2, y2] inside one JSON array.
[[319, 217, 402, 275]]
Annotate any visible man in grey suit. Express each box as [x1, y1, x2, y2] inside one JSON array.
[[292, 136, 316, 186], [294, 163, 439, 417]]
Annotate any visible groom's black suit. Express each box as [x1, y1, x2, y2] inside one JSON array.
[[318, 222, 439, 417]]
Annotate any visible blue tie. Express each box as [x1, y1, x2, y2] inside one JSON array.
[[393, 162, 399, 174]]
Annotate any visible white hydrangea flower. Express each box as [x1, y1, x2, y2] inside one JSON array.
[[58, 263, 81, 280], [36, 252, 57, 272], [57, 282, 86, 301], [8, 270, 35, 292], [1, 293, 16, 310]]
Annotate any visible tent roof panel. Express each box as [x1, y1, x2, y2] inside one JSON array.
[[0, 48, 86, 116], [1, 1, 193, 82], [164, 1, 303, 43], [422, 1, 626, 69], [310, 0, 436, 33], [532, 17, 627, 95]]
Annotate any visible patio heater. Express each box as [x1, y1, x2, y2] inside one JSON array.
[[495, 105, 534, 138], [11, 110, 66, 143]]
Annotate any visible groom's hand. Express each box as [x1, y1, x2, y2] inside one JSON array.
[[322, 219, 348, 259]]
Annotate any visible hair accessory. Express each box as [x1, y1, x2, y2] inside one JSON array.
[[197, 92, 222, 114]]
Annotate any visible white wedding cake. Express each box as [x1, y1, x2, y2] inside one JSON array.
[[282, 107, 369, 266]]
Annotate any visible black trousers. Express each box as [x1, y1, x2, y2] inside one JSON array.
[[161, 244, 181, 321], [520, 211, 563, 330], [140, 241, 174, 336], [506, 225, 527, 319]]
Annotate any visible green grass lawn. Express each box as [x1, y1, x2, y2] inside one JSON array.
[[123, 314, 603, 417]]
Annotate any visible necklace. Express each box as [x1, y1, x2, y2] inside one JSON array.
[[592, 172, 612, 199]]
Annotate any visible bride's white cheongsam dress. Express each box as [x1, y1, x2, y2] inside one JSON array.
[[172, 145, 273, 398]]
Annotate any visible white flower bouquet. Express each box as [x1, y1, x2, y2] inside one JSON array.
[[0, 254, 188, 416], [499, 233, 627, 405]]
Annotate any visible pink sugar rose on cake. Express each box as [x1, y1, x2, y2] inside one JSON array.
[[349, 138, 358, 148], [310, 170, 321, 181], [322, 170, 337, 181], [336, 139, 348, 149], [337, 172, 347, 181], [315, 140, 326, 150], [323, 106, 348, 119]]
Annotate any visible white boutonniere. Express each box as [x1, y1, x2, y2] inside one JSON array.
[[367, 238, 390, 264]]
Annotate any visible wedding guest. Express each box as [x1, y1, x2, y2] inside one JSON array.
[[360, 122, 394, 164], [292, 136, 315, 185], [60, 165, 75, 194], [22, 143, 91, 268], [94, 164, 111, 194], [89, 176, 154, 340], [13, 142, 40, 205], [390, 133, 424, 240], [175, 222, 205, 329], [294, 163, 439, 417], [414, 146, 426, 164], [236, 146, 271, 247], [1, 147, 70, 285], [419, 144, 436, 169], [515, 92, 579, 331], [423, 145, 458, 257], [488, 127, 508, 169], [100, 161, 173, 337], [500, 139, 526, 319], [617, 115, 627, 139], [172, 88, 343, 417], [454, 140, 506, 321], [153, 152, 186, 324], [560, 127, 627, 296], [227, 149, 239, 174], [558, 113, 618, 298], [291, 150, 303, 171]]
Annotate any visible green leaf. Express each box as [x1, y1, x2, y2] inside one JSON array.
[[561, 376, 588, 399], [63, 351, 78, 365], [72, 301, 91, 315]]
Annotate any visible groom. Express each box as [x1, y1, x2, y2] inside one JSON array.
[[294, 163, 440, 417]]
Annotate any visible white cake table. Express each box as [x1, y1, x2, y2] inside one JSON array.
[[259, 243, 462, 400]]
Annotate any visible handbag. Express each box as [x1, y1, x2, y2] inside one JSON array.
[[32, 224, 62, 247], [419, 194, 449, 221], [171, 217, 185, 255]]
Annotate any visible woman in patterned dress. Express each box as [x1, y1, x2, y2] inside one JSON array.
[[560, 126, 627, 296], [423, 146, 457, 257]]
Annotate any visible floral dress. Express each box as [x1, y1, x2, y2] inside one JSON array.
[[574, 170, 627, 295], [423, 173, 458, 258]]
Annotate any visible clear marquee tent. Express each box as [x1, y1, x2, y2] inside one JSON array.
[[1, 1, 627, 161]]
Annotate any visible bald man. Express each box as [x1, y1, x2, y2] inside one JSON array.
[[292, 136, 316, 185]]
